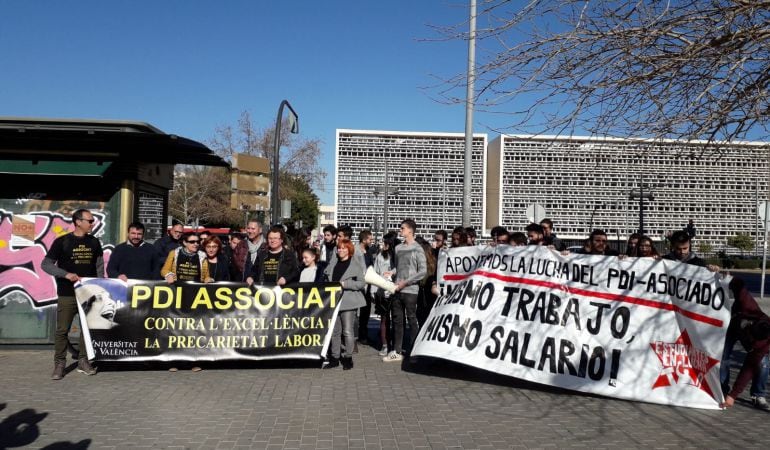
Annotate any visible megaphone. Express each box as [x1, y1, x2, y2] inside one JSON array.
[[364, 266, 396, 294]]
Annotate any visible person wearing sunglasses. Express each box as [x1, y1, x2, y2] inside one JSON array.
[[42, 208, 104, 380], [160, 232, 210, 283]]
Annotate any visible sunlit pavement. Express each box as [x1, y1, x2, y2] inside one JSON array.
[[1, 339, 769, 449]]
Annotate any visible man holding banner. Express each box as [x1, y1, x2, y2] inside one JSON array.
[[42, 208, 103, 380]]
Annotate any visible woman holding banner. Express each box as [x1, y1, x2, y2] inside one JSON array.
[[160, 232, 210, 283], [636, 236, 660, 259], [323, 238, 366, 370], [203, 236, 230, 282]]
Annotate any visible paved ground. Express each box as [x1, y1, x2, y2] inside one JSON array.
[[1, 341, 769, 450]]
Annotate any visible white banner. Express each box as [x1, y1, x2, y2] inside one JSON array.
[[412, 246, 733, 409]]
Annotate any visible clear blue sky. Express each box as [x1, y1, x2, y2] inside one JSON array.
[[0, 1, 505, 205]]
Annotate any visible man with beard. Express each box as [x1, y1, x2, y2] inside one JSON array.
[[577, 229, 619, 256], [107, 221, 159, 280], [662, 230, 720, 269], [246, 225, 300, 286], [319, 225, 337, 263], [526, 223, 546, 246]]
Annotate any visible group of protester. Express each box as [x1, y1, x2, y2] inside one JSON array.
[[41, 209, 770, 412]]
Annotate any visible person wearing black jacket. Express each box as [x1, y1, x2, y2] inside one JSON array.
[[246, 225, 300, 286], [356, 229, 375, 346], [202, 236, 230, 282], [662, 230, 721, 272], [107, 221, 159, 280], [153, 221, 183, 261]]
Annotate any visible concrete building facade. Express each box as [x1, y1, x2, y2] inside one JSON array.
[[335, 130, 487, 239], [487, 135, 770, 253], [335, 128, 769, 254]]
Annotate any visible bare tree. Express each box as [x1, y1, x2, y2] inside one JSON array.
[[169, 166, 242, 226], [433, 0, 770, 144], [208, 111, 326, 188]]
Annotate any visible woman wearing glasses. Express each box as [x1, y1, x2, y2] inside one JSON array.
[[202, 236, 231, 282], [636, 235, 660, 259], [160, 232, 210, 283]]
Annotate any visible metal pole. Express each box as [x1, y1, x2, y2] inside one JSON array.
[[383, 157, 389, 237], [461, 0, 476, 227], [762, 215, 768, 300], [271, 100, 298, 226], [763, 146, 770, 299], [639, 175, 645, 235], [757, 179, 760, 257], [442, 174, 446, 229]]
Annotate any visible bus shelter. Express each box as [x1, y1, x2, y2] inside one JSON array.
[[0, 117, 227, 343]]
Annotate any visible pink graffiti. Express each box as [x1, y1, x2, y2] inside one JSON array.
[[0, 210, 112, 308]]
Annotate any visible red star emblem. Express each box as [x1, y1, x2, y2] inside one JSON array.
[[650, 329, 720, 400]]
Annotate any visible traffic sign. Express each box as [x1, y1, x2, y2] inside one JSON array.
[[526, 203, 546, 224], [759, 201, 770, 228]]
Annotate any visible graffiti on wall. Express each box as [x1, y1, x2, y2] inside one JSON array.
[[0, 209, 112, 308]]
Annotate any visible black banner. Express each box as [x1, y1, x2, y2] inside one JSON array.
[[75, 278, 341, 362]]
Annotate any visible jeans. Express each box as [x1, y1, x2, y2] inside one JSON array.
[[54, 296, 86, 363], [392, 293, 419, 354], [720, 332, 769, 397], [331, 310, 356, 358]]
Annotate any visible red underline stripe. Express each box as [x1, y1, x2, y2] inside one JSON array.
[[443, 270, 723, 327]]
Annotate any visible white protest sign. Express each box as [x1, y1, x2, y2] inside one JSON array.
[[412, 245, 733, 410]]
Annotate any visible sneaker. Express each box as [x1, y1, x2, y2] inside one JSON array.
[[378, 346, 388, 357], [382, 351, 403, 362], [753, 396, 770, 411], [76, 358, 97, 376], [51, 361, 65, 380]]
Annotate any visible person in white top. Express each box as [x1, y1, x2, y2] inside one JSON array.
[[299, 248, 320, 282]]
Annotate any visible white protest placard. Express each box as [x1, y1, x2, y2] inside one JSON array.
[[412, 245, 733, 410]]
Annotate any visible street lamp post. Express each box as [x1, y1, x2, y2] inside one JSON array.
[[271, 100, 299, 226], [374, 157, 399, 240], [629, 183, 654, 235]]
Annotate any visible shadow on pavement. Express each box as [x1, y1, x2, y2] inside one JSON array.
[[402, 355, 600, 399], [0, 403, 92, 449]]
